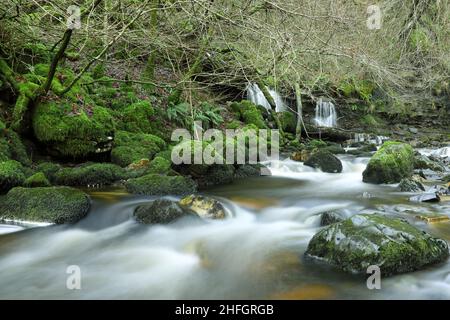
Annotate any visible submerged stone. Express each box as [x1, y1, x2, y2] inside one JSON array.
[[179, 195, 227, 219], [134, 199, 198, 224], [409, 193, 440, 203], [305, 214, 449, 276]]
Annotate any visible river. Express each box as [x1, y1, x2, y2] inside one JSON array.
[[0, 153, 449, 299]]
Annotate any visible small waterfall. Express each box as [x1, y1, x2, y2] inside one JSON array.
[[314, 98, 337, 127], [246, 83, 287, 112]]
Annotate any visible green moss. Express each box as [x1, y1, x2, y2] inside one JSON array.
[[24, 172, 51, 188], [111, 130, 166, 167], [93, 83, 139, 110], [0, 160, 26, 194], [154, 149, 173, 162], [35, 162, 61, 183], [277, 111, 296, 133], [0, 187, 90, 224], [362, 141, 415, 184], [305, 214, 449, 276], [338, 78, 375, 102], [147, 157, 171, 174], [5, 130, 31, 166], [361, 114, 380, 127], [23, 43, 51, 63], [231, 100, 267, 129], [125, 174, 197, 196], [33, 99, 115, 158], [116, 100, 165, 136], [54, 163, 126, 186], [308, 139, 327, 150], [226, 120, 242, 130], [410, 27, 430, 52]]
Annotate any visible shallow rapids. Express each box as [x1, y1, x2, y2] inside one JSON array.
[[1, 155, 450, 299]]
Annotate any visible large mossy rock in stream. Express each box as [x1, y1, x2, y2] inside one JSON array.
[[179, 195, 227, 219], [362, 141, 415, 184], [111, 130, 166, 167], [125, 174, 197, 196], [54, 163, 126, 186], [304, 150, 343, 173], [230, 100, 267, 129], [33, 98, 115, 159], [0, 187, 90, 224], [305, 214, 449, 276], [134, 199, 198, 224], [0, 160, 26, 194]]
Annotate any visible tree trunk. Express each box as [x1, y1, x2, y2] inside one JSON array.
[[295, 83, 302, 141]]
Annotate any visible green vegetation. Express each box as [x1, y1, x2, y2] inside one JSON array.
[[230, 100, 267, 129], [0, 187, 90, 224], [54, 163, 126, 186], [0, 160, 26, 194], [306, 214, 449, 276], [363, 141, 415, 184], [125, 174, 197, 196], [111, 131, 166, 167], [24, 172, 51, 188]]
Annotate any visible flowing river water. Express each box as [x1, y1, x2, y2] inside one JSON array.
[[0, 153, 449, 299]]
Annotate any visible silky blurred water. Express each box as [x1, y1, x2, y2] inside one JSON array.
[[0, 155, 449, 299]]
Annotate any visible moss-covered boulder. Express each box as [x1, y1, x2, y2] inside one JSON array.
[[33, 99, 115, 158], [35, 162, 62, 183], [306, 214, 449, 276], [134, 199, 198, 224], [277, 111, 296, 133], [111, 130, 166, 167], [304, 150, 343, 173], [179, 194, 227, 219], [125, 174, 197, 196], [55, 163, 126, 186], [116, 100, 166, 137], [0, 187, 90, 224], [24, 172, 51, 188], [230, 100, 267, 129], [0, 160, 26, 194], [362, 141, 415, 184], [125, 156, 172, 179]]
